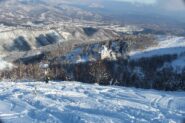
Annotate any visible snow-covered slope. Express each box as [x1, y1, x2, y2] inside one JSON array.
[[0, 81, 184, 123], [129, 36, 185, 72], [0, 26, 117, 52], [59, 40, 128, 64], [129, 36, 185, 59]]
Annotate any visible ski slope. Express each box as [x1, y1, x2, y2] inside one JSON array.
[[0, 81, 184, 123], [129, 36, 185, 59]]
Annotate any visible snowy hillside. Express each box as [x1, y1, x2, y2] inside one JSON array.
[[129, 36, 185, 72], [0, 26, 117, 53], [0, 81, 184, 123], [59, 40, 128, 64], [129, 36, 185, 59]]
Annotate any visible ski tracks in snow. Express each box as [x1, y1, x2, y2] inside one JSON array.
[[0, 81, 184, 123]]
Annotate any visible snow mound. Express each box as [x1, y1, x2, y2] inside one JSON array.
[[0, 81, 184, 123]]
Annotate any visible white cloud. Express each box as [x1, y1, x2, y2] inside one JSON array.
[[162, 0, 185, 11], [114, 0, 157, 5]]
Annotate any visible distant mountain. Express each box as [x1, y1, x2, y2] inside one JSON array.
[[0, 0, 185, 30], [0, 0, 102, 26]]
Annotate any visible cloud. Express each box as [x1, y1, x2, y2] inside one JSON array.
[[113, 0, 157, 5], [112, 0, 185, 11], [161, 0, 185, 11]]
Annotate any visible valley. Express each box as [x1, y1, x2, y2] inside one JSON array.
[[0, 0, 185, 123]]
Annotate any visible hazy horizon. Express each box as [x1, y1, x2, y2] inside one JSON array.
[[0, 0, 185, 27]]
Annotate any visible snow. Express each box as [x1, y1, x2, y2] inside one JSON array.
[[100, 45, 116, 60], [171, 55, 185, 72], [0, 81, 184, 123], [61, 32, 71, 40], [62, 41, 125, 64], [0, 58, 13, 71], [129, 36, 185, 59], [128, 36, 185, 72], [101, 25, 143, 34], [39, 63, 49, 69]]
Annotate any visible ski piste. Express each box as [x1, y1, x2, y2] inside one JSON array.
[[0, 81, 184, 123]]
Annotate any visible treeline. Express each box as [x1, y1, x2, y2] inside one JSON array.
[[0, 63, 43, 81], [121, 34, 157, 51], [1, 54, 185, 91]]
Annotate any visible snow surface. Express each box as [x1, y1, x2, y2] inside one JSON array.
[[0, 81, 184, 123], [171, 55, 185, 71], [0, 57, 13, 71], [129, 36, 185, 72], [129, 36, 185, 59]]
